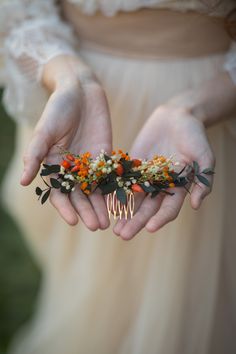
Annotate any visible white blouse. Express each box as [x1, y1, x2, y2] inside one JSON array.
[[0, 0, 235, 123]]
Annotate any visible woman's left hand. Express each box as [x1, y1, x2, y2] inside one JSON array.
[[113, 105, 215, 240]]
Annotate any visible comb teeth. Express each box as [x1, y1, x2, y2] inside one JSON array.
[[106, 191, 135, 219]]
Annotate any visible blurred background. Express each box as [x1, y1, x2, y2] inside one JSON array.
[[0, 89, 41, 354]]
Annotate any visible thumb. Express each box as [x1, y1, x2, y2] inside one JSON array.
[[20, 129, 51, 186]]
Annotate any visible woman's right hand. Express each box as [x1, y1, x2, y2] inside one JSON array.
[[20, 55, 112, 230]]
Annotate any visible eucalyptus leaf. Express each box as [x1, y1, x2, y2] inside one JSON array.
[[193, 161, 199, 174], [35, 187, 42, 196], [116, 188, 127, 205], [120, 159, 133, 172], [140, 183, 156, 193], [174, 177, 188, 187], [100, 182, 118, 195], [60, 186, 71, 194], [196, 174, 210, 187], [41, 164, 61, 176], [41, 189, 51, 204], [50, 178, 61, 189], [151, 190, 160, 198], [123, 171, 142, 178], [202, 168, 215, 175]]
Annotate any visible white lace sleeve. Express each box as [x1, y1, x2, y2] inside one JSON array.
[[0, 0, 77, 125]]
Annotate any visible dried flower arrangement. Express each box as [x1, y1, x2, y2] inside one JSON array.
[[36, 149, 214, 219]]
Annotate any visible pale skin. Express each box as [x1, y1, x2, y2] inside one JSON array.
[[20, 54, 236, 239]]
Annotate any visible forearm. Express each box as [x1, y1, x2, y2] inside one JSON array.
[[167, 71, 236, 128]]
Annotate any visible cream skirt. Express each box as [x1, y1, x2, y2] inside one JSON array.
[[2, 47, 236, 354]]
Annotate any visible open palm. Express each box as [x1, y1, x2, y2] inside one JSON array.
[[113, 106, 215, 240], [21, 80, 112, 230]]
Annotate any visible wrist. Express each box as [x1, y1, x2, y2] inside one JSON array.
[[166, 92, 209, 127], [41, 54, 97, 93]]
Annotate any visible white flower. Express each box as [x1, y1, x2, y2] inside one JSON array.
[[118, 181, 124, 187], [113, 163, 118, 168], [60, 166, 65, 174], [107, 160, 112, 165], [102, 168, 107, 173], [69, 175, 75, 181], [62, 181, 68, 187], [71, 187, 75, 192], [107, 167, 112, 173], [64, 174, 70, 179], [144, 181, 150, 187], [125, 181, 131, 186], [132, 179, 137, 184], [66, 185, 71, 190]]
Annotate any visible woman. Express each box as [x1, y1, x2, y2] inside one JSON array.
[[0, 0, 236, 353]]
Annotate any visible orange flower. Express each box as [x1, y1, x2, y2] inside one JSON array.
[[66, 154, 75, 162], [131, 184, 144, 193], [116, 164, 124, 176], [74, 158, 81, 165], [132, 159, 142, 167], [98, 161, 105, 167], [71, 165, 80, 172], [169, 183, 175, 188], [83, 189, 90, 195], [81, 182, 88, 190], [61, 160, 71, 169]]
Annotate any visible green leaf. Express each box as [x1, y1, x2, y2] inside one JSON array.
[[116, 188, 127, 205], [35, 187, 42, 196], [193, 161, 199, 174], [174, 177, 188, 187], [50, 178, 61, 189], [196, 174, 210, 187], [202, 168, 215, 175], [100, 182, 118, 195], [120, 159, 133, 172], [140, 183, 156, 193], [123, 171, 142, 178], [151, 190, 160, 198], [41, 164, 61, 176], [41, 189, 51, 204], [60, 186, 71, 194]]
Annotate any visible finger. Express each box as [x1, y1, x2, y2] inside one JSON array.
[[118, 193, 164, 240], [70, 187, 100, 231], [113, 192, 146, 236], [21, 130, 50, 186], [146, 189, 187, 233], [50, 189, 78, 226], [191, 156, 215, 210], [88, 191, 110, 230]]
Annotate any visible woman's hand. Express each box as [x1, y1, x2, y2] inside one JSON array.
[[113, 106, 215, 240], [21, 55, 112, 230]]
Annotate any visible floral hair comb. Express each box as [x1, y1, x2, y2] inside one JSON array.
[[36, 149, 214, 219]]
